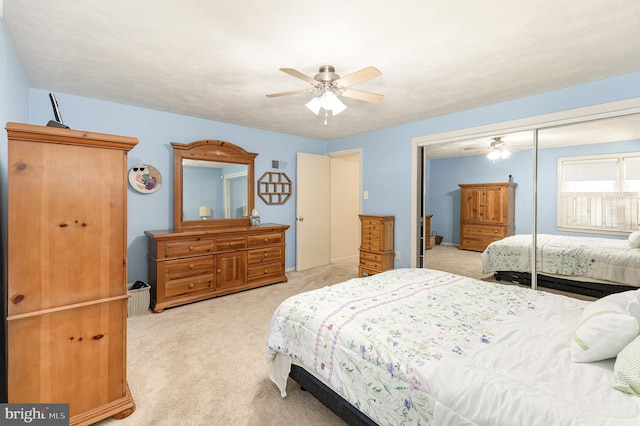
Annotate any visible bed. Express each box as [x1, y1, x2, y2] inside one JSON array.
[[265, 268, 640, 426], [481, 233, 640, 298]]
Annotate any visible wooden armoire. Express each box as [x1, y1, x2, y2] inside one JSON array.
[[6, 123, 137, 425], [459, 182, 516, 252]]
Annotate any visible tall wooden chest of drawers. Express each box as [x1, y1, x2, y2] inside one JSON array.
[[145, 224, 289, 312], [459, 182, 516, 251], [358, 214, 395, 277]]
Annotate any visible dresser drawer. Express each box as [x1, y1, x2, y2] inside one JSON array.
[[462, 224, 506, 238], [359, 250, 388, 270], [360, 250, 383, 264], [460, 235, 505, 252], [247, 232, 284, 248], [361, 219, 381, 228], [247, 246, 284, 264], [361, 235, 381, 251], [214, 236, 246, 251], [164, 256, 214, 280], [247, 262, 284, 281], [361, 227, 381, 239], [359, 250, 394, 271], [165, 274, 214, 298], [359, 257, 383, 270], [165, 240, 214, 258]]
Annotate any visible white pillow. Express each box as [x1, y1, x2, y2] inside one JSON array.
[[629, 231, 640, 249], [571, 290, 640, 363], [613, 335, 640, 396]]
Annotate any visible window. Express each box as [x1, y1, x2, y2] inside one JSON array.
[[558, 154, 640, 234]]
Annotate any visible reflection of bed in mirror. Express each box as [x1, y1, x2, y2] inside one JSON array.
[[266, 268, 640, 425], [482, 233, 640, 297]]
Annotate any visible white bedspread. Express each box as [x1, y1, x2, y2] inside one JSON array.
[[265, 268, 640, 425], [481, 234, 640, 287]]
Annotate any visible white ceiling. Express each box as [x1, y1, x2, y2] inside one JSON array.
[[3, 0, 640, 140]]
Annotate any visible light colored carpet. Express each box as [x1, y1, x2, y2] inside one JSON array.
[[424, 243, 493, 279], [98, 259, 358, 426], [98, 246, 590, 426]]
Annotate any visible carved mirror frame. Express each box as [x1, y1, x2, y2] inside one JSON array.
[[172, 139, 257, 230]]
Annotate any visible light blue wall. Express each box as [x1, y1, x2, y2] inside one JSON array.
[[27, 89, 324, 282], [327, 72, 640, 264], [1, 17, 30, 279], [3, 13, 640, 280]]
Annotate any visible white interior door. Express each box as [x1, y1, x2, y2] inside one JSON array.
[[296, 152, 330, 271]]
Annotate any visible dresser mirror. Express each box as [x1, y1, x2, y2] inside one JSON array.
[[172, 139, 257, 230]]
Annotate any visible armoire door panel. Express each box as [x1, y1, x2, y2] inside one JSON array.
[[8, 301, 127, 417], [8, 141, 127, 316]]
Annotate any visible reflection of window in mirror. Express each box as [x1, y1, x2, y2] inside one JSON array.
[[540, 113, 640, 236]]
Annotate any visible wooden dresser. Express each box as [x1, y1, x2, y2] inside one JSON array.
[[145, 224, 289, 312], [459, 182, 516, 251], [358, 214, 395, 277], [6, 122, 136, 425]]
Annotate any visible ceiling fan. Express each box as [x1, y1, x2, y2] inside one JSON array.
[[464, 137, 512, 160], [266, 65, 383, 123]]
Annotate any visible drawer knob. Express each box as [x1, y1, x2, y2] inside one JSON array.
[[188, 263, 194, 269], [264, 238, 268, 242], [189, 283, 194, 289], [217, 269, 221, 274], [264, 269, 268, 273], [189, 245, 194, 251]]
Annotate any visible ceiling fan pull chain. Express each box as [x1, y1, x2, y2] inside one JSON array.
[[324, 110, 328, 126]]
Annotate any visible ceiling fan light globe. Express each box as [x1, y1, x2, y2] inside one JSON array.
[[320, 91, 338, 110], [487, 150, 500, 161], [331, 98, 347, 115], [501, 150, 512, 159], [305, 97, 321, 115]]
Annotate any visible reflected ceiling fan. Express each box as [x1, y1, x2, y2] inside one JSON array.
[[464, 137, 513, 161], [266, 65, 383, 123]]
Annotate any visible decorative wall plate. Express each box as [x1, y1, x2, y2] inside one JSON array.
[[129, 164, 162, 194]]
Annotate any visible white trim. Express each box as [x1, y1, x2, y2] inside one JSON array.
[[410, 96, 640, 267]]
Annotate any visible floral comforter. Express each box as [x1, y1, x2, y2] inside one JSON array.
[[481, 234, 640, 286], [265, 268, 597, 425]]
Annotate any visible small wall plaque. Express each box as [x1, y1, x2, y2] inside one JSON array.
[[258, 171, 292, 205]]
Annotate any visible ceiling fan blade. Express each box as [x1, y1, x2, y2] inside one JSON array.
[[334, 66, 381, 87], [266, 89, 312, 98], [279, 68, 319, 86], [341, 88, 384, 103]]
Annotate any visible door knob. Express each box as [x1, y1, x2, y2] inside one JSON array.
[[297, 217, 304, 222]]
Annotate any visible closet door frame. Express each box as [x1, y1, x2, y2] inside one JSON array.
[[411, 97, 640, 272]]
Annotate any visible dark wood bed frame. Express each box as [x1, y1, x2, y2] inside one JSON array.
[[289, 364, 378, 426], [493, 271, 632, 298]]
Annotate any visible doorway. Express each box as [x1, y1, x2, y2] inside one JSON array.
[[296, 149, 361, 270]]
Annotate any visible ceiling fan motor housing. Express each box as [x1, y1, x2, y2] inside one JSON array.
[[315, 65, 340, 82]]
